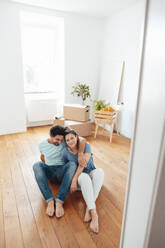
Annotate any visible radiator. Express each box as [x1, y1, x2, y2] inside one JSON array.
[[26, 98, 57, 122]]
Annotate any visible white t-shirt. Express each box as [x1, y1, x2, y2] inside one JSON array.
[[39, 140, 66, 166]]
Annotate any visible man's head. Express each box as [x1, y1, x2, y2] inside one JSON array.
[[49, 125, 66, 146]]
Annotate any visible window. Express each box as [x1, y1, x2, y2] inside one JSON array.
[[20, 11, 64, 96]]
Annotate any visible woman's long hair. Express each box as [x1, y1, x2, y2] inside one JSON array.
[[64, 128, 80, 150]]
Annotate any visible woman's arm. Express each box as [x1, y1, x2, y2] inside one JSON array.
[[70, 153, 91, 193], [70, 165, 84, 193], [70, 143, 92, 192]]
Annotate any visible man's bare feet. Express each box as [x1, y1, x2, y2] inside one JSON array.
[[55, 202, 64, 218], [90, 209, 99, 233], [84, 207, 91, 222], [46, 200, 55, 217]]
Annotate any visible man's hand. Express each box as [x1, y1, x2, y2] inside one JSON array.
[[70, 179, 78, 193], [40, 154, 45, 163], [78, 153, 87, 168]]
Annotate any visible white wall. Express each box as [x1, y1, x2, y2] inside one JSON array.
[[65, 16, 103, 106], [148, 134, 165, 248], [0, 1, 144, 136], [100, 1, 145, 138], [0, 2, 103, 134], [120, 0, 165, 246], [0, 2, 26, 135]]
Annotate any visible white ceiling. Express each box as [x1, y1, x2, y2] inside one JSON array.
[[11, 0, 139, 17]]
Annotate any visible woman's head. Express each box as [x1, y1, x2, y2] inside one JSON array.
[[64, 129, 79, 149]]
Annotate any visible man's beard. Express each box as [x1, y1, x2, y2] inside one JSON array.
[[53, 142, 60, 146]]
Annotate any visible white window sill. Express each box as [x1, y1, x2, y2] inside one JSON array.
[[24, 92, 57, 101]]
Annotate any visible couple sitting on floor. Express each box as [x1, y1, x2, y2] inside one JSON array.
[[33, 125, 104, 233]]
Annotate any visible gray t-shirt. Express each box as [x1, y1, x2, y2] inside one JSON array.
[[62, 142, 95, 173]]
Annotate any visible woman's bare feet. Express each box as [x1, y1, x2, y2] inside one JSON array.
[[84, 207, 91, 222], [90, 209, 99, 233], [46, 200, 55, 217], [55, 202, 64, 218]]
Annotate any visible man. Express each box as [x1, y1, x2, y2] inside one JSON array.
[[33, 125, 86, 217]]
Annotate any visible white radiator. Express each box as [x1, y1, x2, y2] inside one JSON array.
[[26, 98, 57, 122]]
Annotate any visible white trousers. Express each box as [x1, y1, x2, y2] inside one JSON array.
[[77, 168, 104, 210]]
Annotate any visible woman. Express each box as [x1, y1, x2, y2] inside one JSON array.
[[62, 129, 104, 233]]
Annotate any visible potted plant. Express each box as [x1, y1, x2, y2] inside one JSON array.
[[71, 82, 91, 105], [93, 100, 109, 111]]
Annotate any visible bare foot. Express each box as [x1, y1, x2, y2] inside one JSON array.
[[55, 202, 64, 218], [90, 209, 99, 233], [84, 207, 91, 222], [46, 200, 55, 217]]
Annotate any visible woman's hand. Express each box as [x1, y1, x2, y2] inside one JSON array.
[[70, 179, 78, 193]]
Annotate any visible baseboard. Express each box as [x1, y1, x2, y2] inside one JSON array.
[[0, 127, 27, 136], [27, 120, 53, 127]]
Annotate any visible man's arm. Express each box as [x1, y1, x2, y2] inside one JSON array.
[[78, 137, 87, 167], [40, 154, 45, 163]]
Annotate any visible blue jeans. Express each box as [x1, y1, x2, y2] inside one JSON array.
[[33, 161, 77, 204]]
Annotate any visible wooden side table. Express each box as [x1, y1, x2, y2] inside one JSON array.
[[93, 110, 119, 143]]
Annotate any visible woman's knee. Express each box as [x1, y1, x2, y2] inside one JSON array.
[[91, 168, 104, 178], [78, 173, 91, 185], [97, 168, 104, 176]]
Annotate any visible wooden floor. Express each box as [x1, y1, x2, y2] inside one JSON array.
[[0, 126, 130, 248]]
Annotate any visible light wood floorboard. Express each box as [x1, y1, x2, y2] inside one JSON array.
[[0, 126, 130, 248]]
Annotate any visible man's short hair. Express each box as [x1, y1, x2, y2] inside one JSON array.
[[50, 125, 66, 137]]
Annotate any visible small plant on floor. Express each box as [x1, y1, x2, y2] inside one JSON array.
[[71, 82, 91, 105]]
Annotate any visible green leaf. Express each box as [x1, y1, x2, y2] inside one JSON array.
[[71, 82, 91, 103]]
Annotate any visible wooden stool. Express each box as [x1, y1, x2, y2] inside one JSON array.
[[93, 110, 119, 143]]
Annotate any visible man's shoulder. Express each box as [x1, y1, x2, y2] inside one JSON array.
[[39, 139, 50, 151], [39, 139, 48, 147], [85, 142, 90, 148], [84, 142, 91, 153]]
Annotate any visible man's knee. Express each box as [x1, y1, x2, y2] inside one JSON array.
[[33, 161, 42, 172], [33, 162, 45, 180], [65, 161, 77, 179], [66, 161, 77, 167], [66, 161, 77, 171]]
